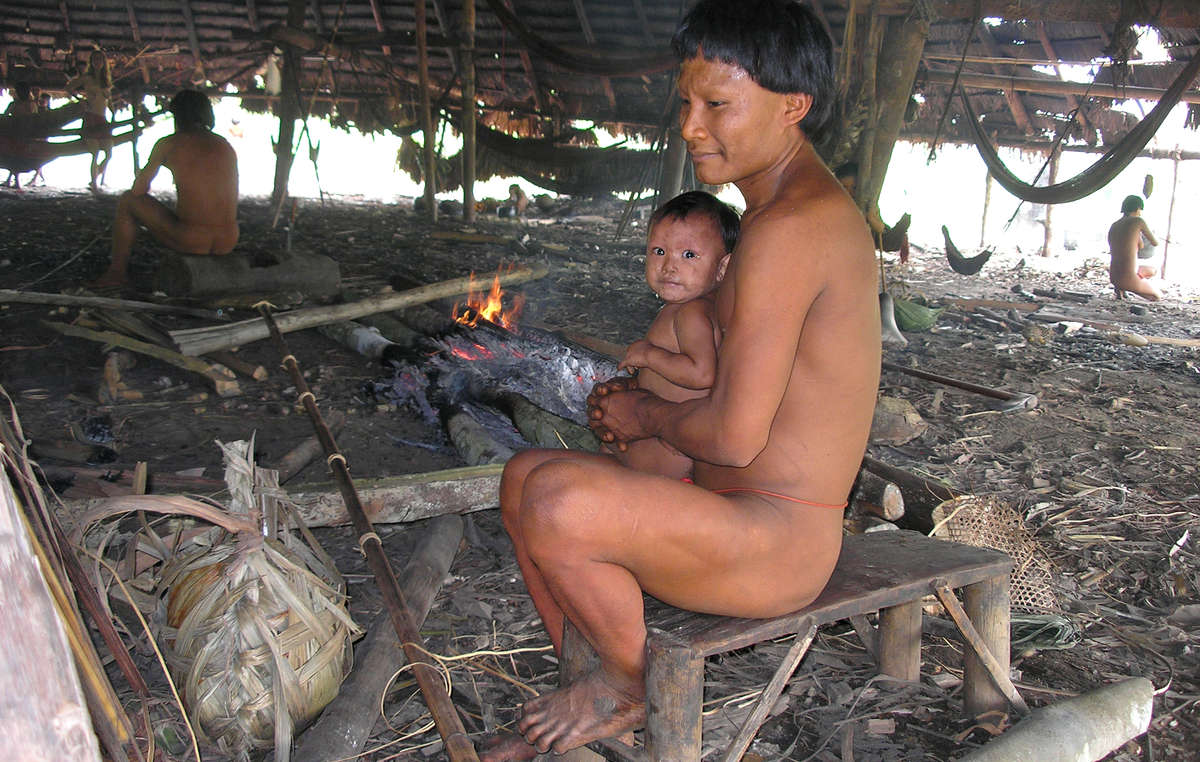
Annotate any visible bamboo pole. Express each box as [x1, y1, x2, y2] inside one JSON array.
[[922, 69, 1200, 106], [415, 0, 438, 222], [256, 303, 478, 761], [168, 264, 549, 356], [980, 170, 992, 247], [271, 0, 306, 210], [0, 289, 223, 320]]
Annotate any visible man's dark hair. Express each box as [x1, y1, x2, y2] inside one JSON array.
[[672, 0, 836, 143], [13, 82, 33, 101], [169, 89, 215, 129], [1121, 194, 1144, 214], [650, 190, 741, 254]]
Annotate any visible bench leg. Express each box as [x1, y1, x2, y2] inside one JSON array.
[[645, 629, 704, 762], [877, 600, 922, 681], [962, 575, 1012, 717]]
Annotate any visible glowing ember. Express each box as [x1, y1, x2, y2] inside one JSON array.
[[454, 267, 526, 330]]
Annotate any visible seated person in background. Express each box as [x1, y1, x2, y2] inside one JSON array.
[[3, 82, 43, 189], [616, 190, 738, 480], [499, 183, 529, 217], [91, 89, 239, 288], [1108, 195, 1161, 302]]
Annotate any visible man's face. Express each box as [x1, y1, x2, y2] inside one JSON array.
[[677, 56, 802, 186], [644, 214, 730, 304]]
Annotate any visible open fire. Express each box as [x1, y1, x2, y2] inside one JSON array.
[[453, 266, 526, 331]]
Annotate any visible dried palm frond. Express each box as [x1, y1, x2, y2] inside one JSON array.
[[75, 439, 361, 762]]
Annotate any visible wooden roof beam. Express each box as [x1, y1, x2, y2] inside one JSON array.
[[886, 0, 1200, 27], [124, 0, 152, 84], [975, 24, 1033, 134], [1035, 21, 1098, 144], [570, 0, 616, 108], [178, 0, 206, 81], [923, 68, 1200, 105], [631, 0, 655, 45], [429, 0, 461, 75], [367, 0, 392, 56]]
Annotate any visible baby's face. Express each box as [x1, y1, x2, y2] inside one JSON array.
[[644, 214, 730, 304]]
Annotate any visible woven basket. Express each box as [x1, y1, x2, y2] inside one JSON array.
[[931, 494, 1061, 615], [74, 440, 360, 761]]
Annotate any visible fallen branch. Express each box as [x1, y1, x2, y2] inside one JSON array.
[[293, 514, 464, 761], [169, 264, 549, 356], [42, 321, 240, 397]]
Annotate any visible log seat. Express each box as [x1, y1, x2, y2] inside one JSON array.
[[561, 530, 1017, 762], [154, 251, 341, 298]]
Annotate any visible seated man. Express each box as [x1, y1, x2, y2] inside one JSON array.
[[91, 89, 239, 288], [484, 1, 880, 758], [1107, 195, 1161, 302]]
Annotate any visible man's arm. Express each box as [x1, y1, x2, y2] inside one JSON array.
[[1139, 219, 1159, 247], [129, 137, 170, 196], [618, 301, 717, 390]]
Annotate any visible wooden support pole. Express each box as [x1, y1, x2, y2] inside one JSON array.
[[645, 630, 705, 761], [415, 0, 438, 223], [981, 169, 992, 247], [461, 0, 477, 223], [1042, 149, 1059, 257], [863, 13, 930, 212], [271, 0, 306, 210], [1163, 153, 1180, 279], [877, 600, 922, 681]]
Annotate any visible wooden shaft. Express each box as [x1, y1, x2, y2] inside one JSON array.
[[256, 305, 478, 762], [860, 455, 956, 533], [934, 582, 1027, 716], [881, 360, 1028, 402], [877, 600, 922, 681], [850, 468, 905, 521]]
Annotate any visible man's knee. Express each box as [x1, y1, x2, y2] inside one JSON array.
[[520, 460, 605, 549]]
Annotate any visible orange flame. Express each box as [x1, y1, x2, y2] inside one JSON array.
[[454, 267, 526, 330]]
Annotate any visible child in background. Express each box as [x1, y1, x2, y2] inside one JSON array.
[[613, 190, 739, 479]]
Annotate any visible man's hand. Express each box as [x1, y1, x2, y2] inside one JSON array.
[[618, 340, 653, 373], [587, 377, 657, 450]]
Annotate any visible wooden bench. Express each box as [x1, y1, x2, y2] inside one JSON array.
[[561, 530, 1018, 762]]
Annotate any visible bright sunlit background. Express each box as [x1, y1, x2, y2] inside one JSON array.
[[4, 52, 1199, 295]]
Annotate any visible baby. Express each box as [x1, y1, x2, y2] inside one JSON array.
[[615, 190, 739, 479]]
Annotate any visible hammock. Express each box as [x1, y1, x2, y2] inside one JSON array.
[[960, 48, 1200, 204], [483, 0, 676, 77], [399, 125, 656, 195]]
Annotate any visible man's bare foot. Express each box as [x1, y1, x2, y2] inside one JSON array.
[[476, 732, 540, 762], [517, 670, 645, 755]]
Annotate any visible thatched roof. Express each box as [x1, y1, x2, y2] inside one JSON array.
[[2, 1, 1199, 151]]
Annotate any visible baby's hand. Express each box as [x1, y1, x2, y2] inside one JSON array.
[[619, 339, 653, 372]]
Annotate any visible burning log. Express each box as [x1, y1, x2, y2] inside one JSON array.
[[168, 264, 548, 356]]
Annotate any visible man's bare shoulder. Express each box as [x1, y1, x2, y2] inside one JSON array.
[[744, 174, 872, 261]]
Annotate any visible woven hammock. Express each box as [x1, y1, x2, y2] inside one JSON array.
[[960, 47, 1200, 204]]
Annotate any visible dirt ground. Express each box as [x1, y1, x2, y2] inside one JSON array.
[[1, 186, 1198, 761]]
